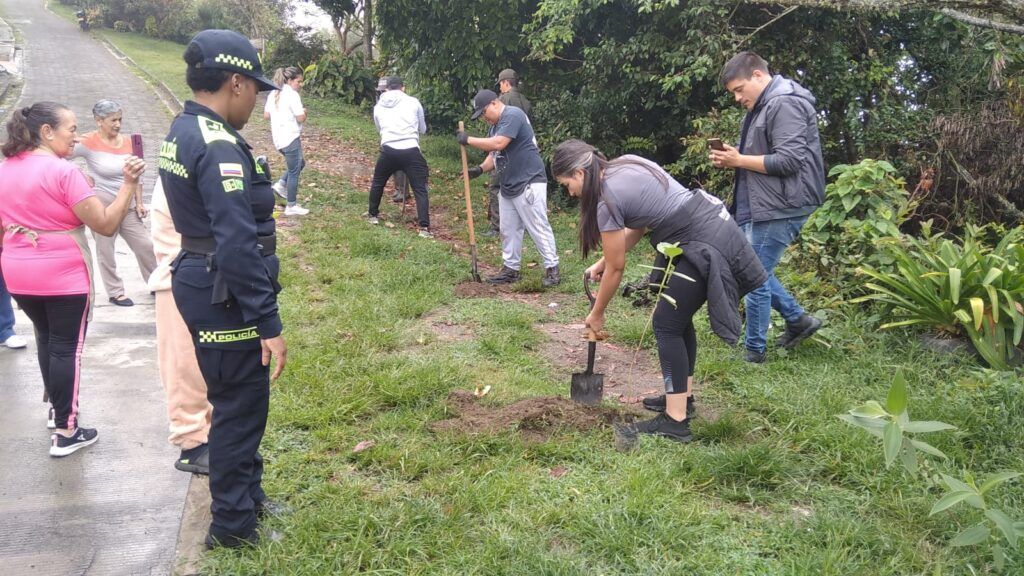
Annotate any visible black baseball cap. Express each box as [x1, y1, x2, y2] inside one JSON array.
[[471, 89, 498, 120], [385, 76, 404, 90], [187, 29, 276, 92]]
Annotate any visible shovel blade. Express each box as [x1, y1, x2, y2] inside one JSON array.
[[570, 373, 604, 405]]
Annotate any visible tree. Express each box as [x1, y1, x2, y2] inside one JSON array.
[[739, 0, 1024, 34], [306, 0, 372, 59]]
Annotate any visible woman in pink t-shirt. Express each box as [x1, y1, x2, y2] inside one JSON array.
[[0, 101, 145, 457]]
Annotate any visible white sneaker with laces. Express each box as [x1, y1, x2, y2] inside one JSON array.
[[418, 228, 434, 239], [272, 181, 287, 200], [2, 334, 27, 349], [284, 204, 310, 216]]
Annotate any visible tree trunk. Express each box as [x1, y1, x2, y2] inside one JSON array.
[[363, 0, 373, 66]]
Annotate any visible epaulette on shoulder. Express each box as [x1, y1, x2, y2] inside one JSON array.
[[197, 116, 238, 146]]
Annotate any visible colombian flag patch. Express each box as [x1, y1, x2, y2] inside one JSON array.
[[219, 163, 244, 177]]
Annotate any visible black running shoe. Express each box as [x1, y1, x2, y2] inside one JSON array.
[[776, 314, 823, 349], [175, 443, 210, 475], [205, 530, 259, 550], [50, 427, 98, 457], [629, 413, 693, 442], [641, 394, 696, 418]]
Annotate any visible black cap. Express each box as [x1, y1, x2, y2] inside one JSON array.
[[187, 29, 276, 92], [385, 76, 404, 90], [471, 89, 498, 120]]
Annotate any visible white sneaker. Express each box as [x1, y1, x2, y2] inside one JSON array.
[[47, 407, 56, 430], [284, 204, 310, 216], [418, 228, 434, 239], [2, 334, 27, 349], [272, 181, 287, 200]]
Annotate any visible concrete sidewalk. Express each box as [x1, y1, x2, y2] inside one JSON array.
[[0, 1, 191, 574]]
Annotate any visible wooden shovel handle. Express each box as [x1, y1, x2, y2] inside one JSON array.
[[458, 121, 477, 245]]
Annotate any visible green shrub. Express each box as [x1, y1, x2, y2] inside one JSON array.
[[663, 108, 742, 201], [303, 52, 376, 108], [853, 223, 1024, 369], [798, 159, 915, 294]]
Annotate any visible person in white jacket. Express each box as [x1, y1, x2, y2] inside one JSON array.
[[365, 76, 432, 238]]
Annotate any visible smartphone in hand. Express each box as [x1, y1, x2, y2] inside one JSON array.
[[707, 138, 725, 152], [131, 133, 144, 159]]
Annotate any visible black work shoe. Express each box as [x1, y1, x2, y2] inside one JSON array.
[[482, 228, 499, 237], [542, 265, 561, 287], [50, 427, 99, 457], [175, 443, 210, 475], [744, 348, 767, 364], [205, 530, 259, 550], [629, 413, 693, 442], [486, 266, 521, 285], [776, 314, 823, 349], [641, 395, 696, 418]]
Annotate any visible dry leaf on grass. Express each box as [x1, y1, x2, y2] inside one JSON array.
[[353, 440, 376, 453], [549, 466, 569, 478]]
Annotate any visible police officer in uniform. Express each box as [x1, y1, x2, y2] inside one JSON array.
[[159, 29, 287, 548]]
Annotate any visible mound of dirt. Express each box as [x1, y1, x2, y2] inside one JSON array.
[[432, 391, 640, 442]]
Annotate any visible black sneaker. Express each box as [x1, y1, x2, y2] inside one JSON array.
[[641, 394, 696, 418], [175, 443, 210, 475], [542, 265, 561, 287], [744, 348, 767, 364], [486, 266, 521, 285], [629, 413, 693, 442], [205, 530, 259, 550], [482, 228, 499, 237], [50, 427, 99, 457], [776, 314, 823, 349]]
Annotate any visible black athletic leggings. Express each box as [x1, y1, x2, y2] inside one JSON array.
[[11, 294, 89, 430], [651, 257, 707, 395]]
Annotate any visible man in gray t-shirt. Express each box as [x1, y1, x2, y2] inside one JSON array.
[[459, 89, 560, 287]]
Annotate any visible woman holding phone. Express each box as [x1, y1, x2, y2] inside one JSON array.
[[73, 99, 157, 307]]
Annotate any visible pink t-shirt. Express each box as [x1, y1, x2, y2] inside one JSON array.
[[0, 153, 96, 295]]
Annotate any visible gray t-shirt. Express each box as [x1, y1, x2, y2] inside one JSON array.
[[489, 106, 546, 198], [597, 156, 694, 232]]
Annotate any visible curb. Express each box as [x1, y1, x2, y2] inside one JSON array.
[[96, 35, 183, 116]]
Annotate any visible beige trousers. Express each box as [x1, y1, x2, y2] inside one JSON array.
[[155, 289, 211, 449], [93, 194, 158, 298]]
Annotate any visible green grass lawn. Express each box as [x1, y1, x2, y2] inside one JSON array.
[[50, 17, 1024, 573]]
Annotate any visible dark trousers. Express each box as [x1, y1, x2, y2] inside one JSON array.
[[486, 174, 501, 232], [651, 258, 707, 394], [172, 255, 269, 540], [368, 145, 430, 228], [12, 293, 89, 429]]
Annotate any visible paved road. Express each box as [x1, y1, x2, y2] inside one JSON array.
[[0, 1, 189, 575]]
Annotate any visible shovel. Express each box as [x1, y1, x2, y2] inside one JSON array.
[[571, 273, 604, 405], [458, 121, 482, 282]]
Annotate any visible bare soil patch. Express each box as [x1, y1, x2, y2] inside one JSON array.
[[432, 391, 641, 442]]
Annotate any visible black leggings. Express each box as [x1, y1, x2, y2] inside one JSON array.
[[12, 294, 89, 429], [651, 257, 707, 395]]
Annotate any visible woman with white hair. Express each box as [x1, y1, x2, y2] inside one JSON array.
[[72, 99, 157, 307]]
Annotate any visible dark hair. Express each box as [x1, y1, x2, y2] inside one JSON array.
[[720, 51, 770, 86], [184, 42, 232, 93], [551, 139, 669, 257], [2, 101, 70, 158], [503, 77, 519, 88]]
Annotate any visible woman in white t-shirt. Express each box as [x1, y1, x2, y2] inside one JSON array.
[[263, 66, 310, 216]]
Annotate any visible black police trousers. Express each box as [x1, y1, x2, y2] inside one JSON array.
[[172, 254, 269, 541]]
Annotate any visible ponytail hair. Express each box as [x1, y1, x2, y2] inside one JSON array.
[[2, 101, 70, 158], [551, 139, 671, 258], [272, 66, 303, 107]]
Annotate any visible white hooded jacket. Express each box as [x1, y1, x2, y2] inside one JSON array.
[[374, 90, 426, 150]]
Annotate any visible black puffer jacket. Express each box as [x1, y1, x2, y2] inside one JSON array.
[[650, 192, 767, 345], [733, 75, 825, 223]]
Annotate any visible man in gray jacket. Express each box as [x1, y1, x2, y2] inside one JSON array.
[[367, 76, 432, 238], [710, 52, 824, 363]]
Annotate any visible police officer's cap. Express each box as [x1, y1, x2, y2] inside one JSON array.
[[187, 29, 277, 92]]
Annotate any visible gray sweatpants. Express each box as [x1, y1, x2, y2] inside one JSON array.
[[93, 194, 157, 298], [499, 182, 559, 270]]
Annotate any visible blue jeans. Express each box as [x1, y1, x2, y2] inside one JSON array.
[[741, 217, 807, 353], [277, 138, 305, 205], [0, 268, 15, 341]]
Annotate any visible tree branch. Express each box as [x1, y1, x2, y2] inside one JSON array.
[[941, 8, 1024, 33]]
